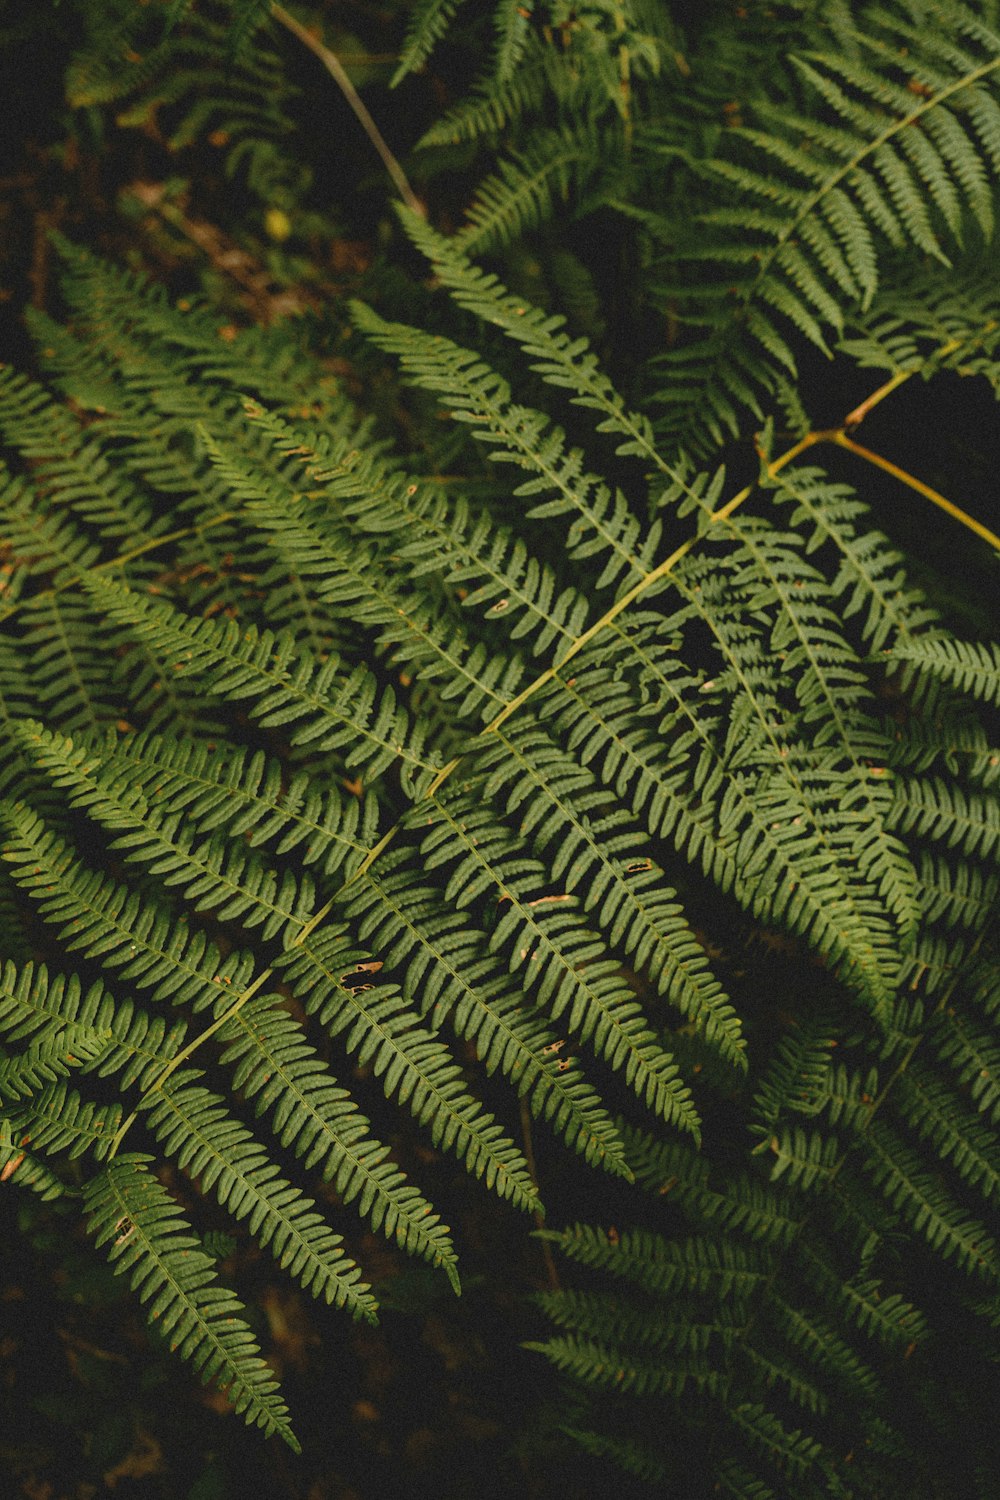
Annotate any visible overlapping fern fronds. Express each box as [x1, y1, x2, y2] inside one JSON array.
[[67, 0, 311, 215], [646, 0, 1000, 450], [2, 3, 1000, 1483], [403, 0, 678, 258], [1, 200, 997, 1471]]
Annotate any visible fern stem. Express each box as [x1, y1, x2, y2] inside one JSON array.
[[841, 335, 965, 431], [830, 433, 1000, 553], [108, 967, 274, 1157], [812, 347, 942, 441], [842, 369, 923, 430], [271, 4, 425, 219]]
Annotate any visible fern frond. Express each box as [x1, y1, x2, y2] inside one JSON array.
[[0, 365, 158, 546], [559, 1427, 672, 1487], [708, 504, 920, 940], [140, 1070, 378, 1318], [524, 1329, 722, 1397], [467, 720, 744, 1063], [545, 610, 900, 1014], [769, 1297, 884, 1404], [740, 1342, 830, 1418], [399, 208, 669, 472], [540, 1224, 769, 1300], [750, 1012, 840, 1140], [83, 1156, 299, 1448], [862, 1120, 1000, 1278], [214, 991, 456, 1271], [391, 0, 469, 85], [767, 459, 939, 650], [76, 578, 438, 790], [0, 1027, 111, 1104], [727, 1403, 824, 1482], [533, 1286, 730, 1358], [766, 1127, 841, 1192], [19, 592, 120, 734], [1, 802, 257, 1014], [276, 930, 541, 1214], [220, 0, 276, 53], [917, 852, 1000, 932], [713, 1461, 778, 1500], [6, 1081, 122, 1161], [343, 851, 631, 1176], [453, 125, 606, 257], [417, 786, 701, 1135], [0, 461, 102, 584], [890, 777, 1000, 860], [892, 634, 1000, 706], [798, 1243, 928, 1349], [203, 426, 527, 723], [929, 1008, 1000, 1125], [16, 725, 529, 1228], [351, 302, 654, 595], [617, 1125, 803, 1247], [0, 1120, 66, 1200], [802, 1063, 880, 1133], [75, 729, 379, 883], [2, 810, 464, 1278], [652, 1, 1000, 445], [1, 805, 459, 1271], [895, 1061, 1000, 1202], [3, 27, 999, 1462], [68, 3, 302, 211], [415, 37, 554, 147], [234, 399, 593, 659], [0, 954, 186, 1095], [840, 254, 1000, 387], [489, 0, 535, 83]]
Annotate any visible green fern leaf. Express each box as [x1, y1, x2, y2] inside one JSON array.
[[342, 850, 632, 1176], [140, 1070, 378, 1318], [0, 1120, 66, 1200], [653, 1, 1000, 446], [892, 635, 1000, 706], [83, 1157, 299, 1448], [416, 786, 701, 1135]]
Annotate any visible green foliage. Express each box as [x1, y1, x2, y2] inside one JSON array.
[[1, 1, 999, 1492], [84, 1155, 298, 1445], [68, 0, 301, 203], [647, 0, 1000, 449]]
